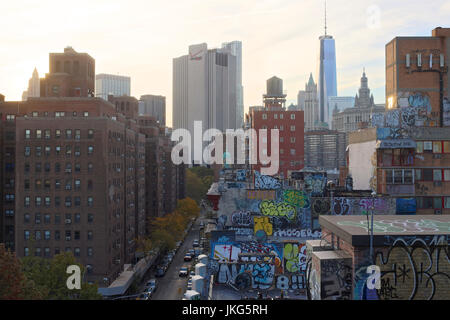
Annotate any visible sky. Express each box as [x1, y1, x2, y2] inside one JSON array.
[[1, 0, 449, 127]]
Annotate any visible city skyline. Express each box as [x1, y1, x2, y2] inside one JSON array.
[[1, 0, 450, 127]]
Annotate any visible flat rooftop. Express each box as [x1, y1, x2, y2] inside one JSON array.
[[319, 215, 450, 247]]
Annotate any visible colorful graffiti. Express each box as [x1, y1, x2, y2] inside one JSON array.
[[312, 199, 331, 217], [320, 259, 353, 300], [283, 190, 310, 208], [375, 237, 450, 300], [253, 216, 273, 236], [236, 169, 247, 181], [254, 171, 281, 189], [443, 97, 450, 126], [276, 274, 307, 290], [332, 198, 352, 215], [283, 243, 307, 273], [259, 200, 296, 220], [273, 228, 321, 240], [337, 219, 450, 233]]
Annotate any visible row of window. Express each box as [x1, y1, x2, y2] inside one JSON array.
[[24, 145, 94, 157], [24, 246, 94, 258], [24, 196, 94, 207], [25, 129, 94, 140], [416, 141, 450, 154], [259, 125, 297, 131], [25, 162, 94, 174], [25, 178, 93, 191], [417, 197, 450, 210], [24, 230, 93, 241], [24, 212, 94, 224], [385, 168, 450, 183], [261, 113, 296, 120]]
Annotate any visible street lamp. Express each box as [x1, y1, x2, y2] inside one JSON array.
[[369, 191, 376, 263]]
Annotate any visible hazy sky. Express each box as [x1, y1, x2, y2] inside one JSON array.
[[1, 0, 449, 127]]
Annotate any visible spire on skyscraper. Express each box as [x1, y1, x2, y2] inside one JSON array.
[[324, 0, 327, 36]]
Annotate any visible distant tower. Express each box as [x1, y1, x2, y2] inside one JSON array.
[[354, 68, 375, 108], [23, 68, 40, 100], [317, 0, 337, 128], [263, 76, 286, 110]]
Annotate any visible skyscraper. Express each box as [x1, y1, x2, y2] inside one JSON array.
[[317, 2, 337, 128], [173, 43, 238, 163], [301, 73, 319, 131], [95, 74, 131, 100], [22, 68, 40, 101], [222, 41, 244, 128], [139, 95, 166, 126]]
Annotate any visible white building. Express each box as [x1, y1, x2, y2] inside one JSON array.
[[222, 41, 244, 129], [328, 96, 354, 118], [95, 74, 130, 101], [173, 43, 238, 163], [300, 73, 320, 132]]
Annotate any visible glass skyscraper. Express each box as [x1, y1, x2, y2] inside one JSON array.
[[317, 34, 337, 128]]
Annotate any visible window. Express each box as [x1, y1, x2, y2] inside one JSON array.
[[444, 141, 450, 153], [35, 231, 41, 241], [88, 129, 94, 138], [65, 197, 72, 207], [44, 163, 50, 173], [35, 196, 42, 207], [65, 214, 71, 224], [35, 248, 41, 257], [433, 141, 442, 153], [87, 247, 93, 257], [65, 180, 72, 190], [75, 146, 81, 157], [84, 112, 89, 117], [274, 114, 278, 119], [280, 114, 284, 119], [75, 163, 81, 172], [35, 146, 42, 157], [262, 113, 267, 120], [424, 141, 433, 152], [6, 114, 15, 121], [404, 170, 413, 184], [434, 197, 443, 209], [72, 111, 77, 117], [444, 169, 450, 181], [55, 129, 61, 138], [44, 130, 51, 139], [88, 213, 94, 223], [44, 179, 50, 189], [24, 214, 30, 223], [444, 197, 450, 209], [55, 196, 61, 207], [87, 231, 93, 241], [280, 149, 284, 154], [290, 149, 296, 155], [65, 231, 71, 241], [45, 146, 51, 156], [75, 213, 81, 223], [25, 163, 30, 173], [24, 248, 30, 256], [87, 197, 93, 207], [291, 137, 296, 143], [25, 146, 31, 156], [55, 162, 61, 173], [291, 114, 295, 120], [66, 145, 72, 156], [66, 129, 72, 139], [24, 196, 30, 207], [88, 163, 93, 173], [74, 231, 80, 240], [434, 169, 443, 181], [56, 146, 61, 155], [44, 214, 50, 224], [423, 169, 433, 181], [44, 248, 50, 257], [55, 214, 61, 225], [36, 129, 42, 139], [290, 125, 295, 131], [74, 197, 81, 207], [88, 146, 94, 155], [74, 248, 80, 257], [25, 129, 31, 139], [75, 129, 81, 140], [24, 230, 30, 240], [45, 196, 51, 207], [44, 231, 51, 240], [416, 141, 423, 153], [55, 231, 60, 240], [75, 179, 81, 190], [54, 248, 60, 255], [280, 137, 284, 143], [65, 163, 72, 173]]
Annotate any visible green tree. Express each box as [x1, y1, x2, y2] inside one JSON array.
[[21, 252, 102, 300]]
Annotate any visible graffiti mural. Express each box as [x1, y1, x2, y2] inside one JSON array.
[[253, 216, 273, 236], [283, 190, 310, 208], [337, 219, 450, 233], [283, 243, 307, 273], [312, 199, 331, 217], [259, 200, 296, 220], [332, 198, 352, 215], [236, 169, 247, 181], [247, 190, 276, 200], [304, 175, 327, 196], [320, 259, 353, 300], [231, 210, 252, 227], [276, 274, 307, 290], [254, 171, 281, 189], [371, 113, 385, 128], [375, 237, 450, 300], [273, 228, 321, 240], [385, 109, 400, 127], [443, 97, 450, 127]]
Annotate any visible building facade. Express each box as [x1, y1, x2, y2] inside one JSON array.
[[40, 47, 95, 98], [95, 74, 131, 101], [22, 68, 40, 101], [138, 94, 166, 126], [304, 129, 346, 172], [318, 34, 337, 128], [247, 77, 305, 179], [300, 73, 320, 132], [173, 43, 238, 163]]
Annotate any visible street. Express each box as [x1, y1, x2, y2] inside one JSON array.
[[150, 215, 204, 300]]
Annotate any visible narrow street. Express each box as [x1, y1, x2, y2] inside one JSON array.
[[151, 215, 204, 300]]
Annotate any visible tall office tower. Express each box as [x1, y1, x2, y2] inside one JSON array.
[[317, 3, 337, 128], [22, 68, 40, 101], [173, 43, 238, 163], [222, 41, 244, 128], [302, 73, 320, 131], [95, 74, 131, 101], [40, 47, 95, 98], [139, 95, 166, 126], [297, 90, 306, 111]]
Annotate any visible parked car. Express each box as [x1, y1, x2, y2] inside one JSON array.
[[193, 239, 199, 247], [190, 270, 195, 277], [179, 267, 189, 277], [184, 254, 192, 262], [155, 267, 165, 277], [188, 249, 195, 257], [146, 279, 157, 292], [187, 278, 192, 290], [136, 292, 151, 300]]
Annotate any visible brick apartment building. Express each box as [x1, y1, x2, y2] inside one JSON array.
[[247, 76, 305, 179], [0, 47, 185, 288]]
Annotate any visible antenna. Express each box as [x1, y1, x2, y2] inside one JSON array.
[[324, 0, 327, 36]]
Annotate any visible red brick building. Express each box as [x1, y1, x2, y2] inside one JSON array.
[[247, 77, 305, 179]]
